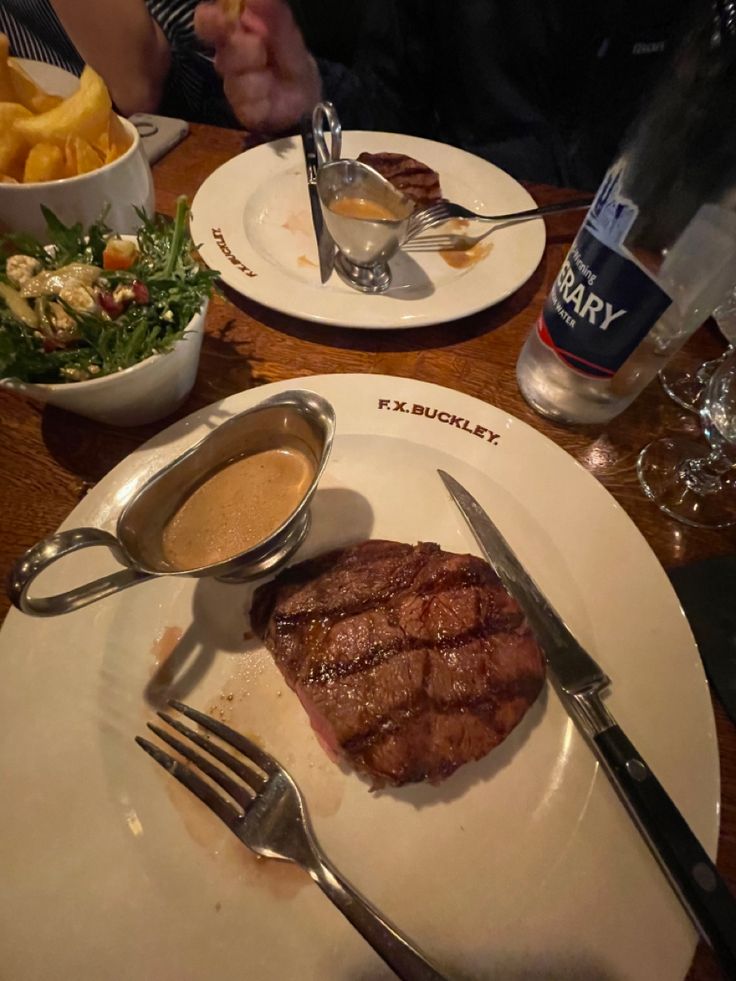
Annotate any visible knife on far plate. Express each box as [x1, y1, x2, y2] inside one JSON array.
[[438, 469, 736, 976], [300, 115, 334, 284]]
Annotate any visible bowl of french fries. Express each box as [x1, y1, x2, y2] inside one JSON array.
[[0, 35, 154, 239]]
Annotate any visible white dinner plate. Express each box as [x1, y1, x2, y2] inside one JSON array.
[[190, 132, 546, 329], [0, 375, 718, 980]]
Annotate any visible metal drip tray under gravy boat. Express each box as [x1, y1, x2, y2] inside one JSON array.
[[9, 391, 335, 617]]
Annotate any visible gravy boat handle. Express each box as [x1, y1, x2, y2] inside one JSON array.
[[8, 528, 152, 617], [312, 101, 342, 166]]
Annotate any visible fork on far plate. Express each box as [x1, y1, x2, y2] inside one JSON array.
[[137, 701, 447, 981], [405, 196, 592, 241]]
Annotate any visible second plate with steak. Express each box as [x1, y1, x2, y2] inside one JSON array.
[[0, 374, 717, 981]]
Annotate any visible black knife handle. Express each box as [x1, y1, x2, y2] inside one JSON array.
[[300, 114, 318, 180], [594, 725, 736, 977]]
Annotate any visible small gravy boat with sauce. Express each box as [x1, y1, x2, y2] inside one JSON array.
[[9, 390, 335, 617], [317, 159, 415, 293]]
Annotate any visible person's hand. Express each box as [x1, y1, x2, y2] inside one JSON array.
[[194, 0, 322, 132]]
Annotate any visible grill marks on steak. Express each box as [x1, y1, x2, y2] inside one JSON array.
[[250, 541, 545, 787], [357, 152, 443, 208]]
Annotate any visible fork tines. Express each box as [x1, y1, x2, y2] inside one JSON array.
[[136, 700, 277, 829], [137, 703, 448, 978], [403, 235, 474, 253], [407, 202, 451, 238]]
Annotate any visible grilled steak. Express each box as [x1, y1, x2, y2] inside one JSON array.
[[357, 152, 442, 207], [251, 540, 545, 787]]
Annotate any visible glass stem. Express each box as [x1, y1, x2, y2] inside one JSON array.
[[691, 346, 734, 392], [679, 449, 734, 495], [694, 358, 719, 385]]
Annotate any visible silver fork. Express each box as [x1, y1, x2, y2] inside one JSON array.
[[406, 196, 592, 241], [136, 700, 447, 981]]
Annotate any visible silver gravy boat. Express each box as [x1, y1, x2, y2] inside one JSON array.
[[311, 102, 415, 294], [317, 159, 415, 293], [9, 390, 335, 617]]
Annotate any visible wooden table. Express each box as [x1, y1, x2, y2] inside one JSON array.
[[1, 123, 734, 979]]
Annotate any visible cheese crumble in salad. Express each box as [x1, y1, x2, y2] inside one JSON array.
[[0, 197, 217, 383]]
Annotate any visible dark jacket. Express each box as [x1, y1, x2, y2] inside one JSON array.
[[320, 1, 688, 188]]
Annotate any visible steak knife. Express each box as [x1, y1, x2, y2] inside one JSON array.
[[438, 469, 736, 976], [300, 114, 334, 283]]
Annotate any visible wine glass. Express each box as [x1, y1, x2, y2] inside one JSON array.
[[638, 346, 736, 527], [658, 283, 736, 411]]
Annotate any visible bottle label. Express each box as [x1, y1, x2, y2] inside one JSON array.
[[585, 166, 640, 250], [538, 172, 672, 379]]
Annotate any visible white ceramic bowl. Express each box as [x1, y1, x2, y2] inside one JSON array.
[[0, 117, 155, 238], [0, 300, 208, 426]]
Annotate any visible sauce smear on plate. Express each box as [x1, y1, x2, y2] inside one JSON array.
[[440, 240, 493, 269], [162, 447, 314, 570]]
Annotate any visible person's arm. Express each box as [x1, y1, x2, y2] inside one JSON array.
[[49, 0, 171, 115]]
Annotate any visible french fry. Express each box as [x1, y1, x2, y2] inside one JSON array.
[[0, 34, 16, 102], [0, 34, 130, 182], [0, 35, 61, 111], [93, 129, 110, 157], [219, 0, 245, 24], [92, 111, 132, 164], [73, 136, 103, 175], [23, 142, 65, 183], [14, 66, 111, 145], [62, 135, 77, 177], [107, 111, 131, 155], [0, 102, 31, 180], [8, 59, 63, 114]]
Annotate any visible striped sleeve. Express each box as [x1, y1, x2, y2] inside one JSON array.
[[145, 0, 239, 126], [0, 0, 83, 74], [145, 0, 199, 52]]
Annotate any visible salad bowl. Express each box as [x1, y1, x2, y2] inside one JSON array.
[[0, 198, 216, 426], [0, 301, 207, 426]]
